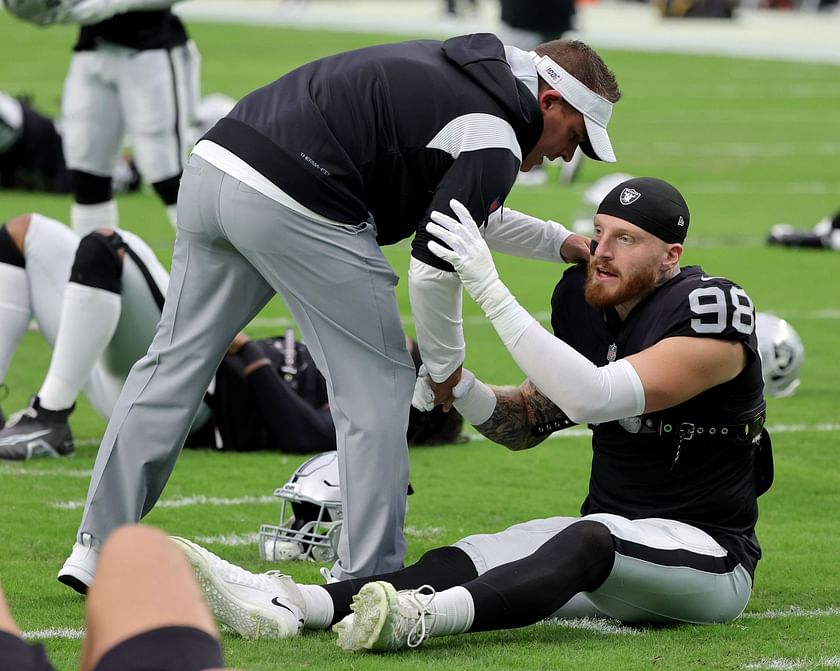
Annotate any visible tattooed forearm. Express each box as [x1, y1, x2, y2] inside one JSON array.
[[473, 381, 565, 451]]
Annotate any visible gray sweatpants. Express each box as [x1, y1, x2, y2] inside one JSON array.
[[78, 155, 416, 578]]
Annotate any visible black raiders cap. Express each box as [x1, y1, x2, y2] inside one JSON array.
[[596, 177, 690, 243]]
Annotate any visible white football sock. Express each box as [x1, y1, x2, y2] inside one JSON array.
[[38, 283, 121, 411], [0, 263, 31, 381], [427, 586, 474, 637], [71, 201, 118, 237], [166, 204, 178, 228], [298, 584, 334, 630]]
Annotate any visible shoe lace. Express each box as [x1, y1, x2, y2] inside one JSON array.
[[320, 567, 339, 584], [398, 585, 437, 649], [6, 405, 38, 428]]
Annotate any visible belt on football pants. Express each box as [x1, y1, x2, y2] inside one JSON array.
[[620, 412, 766, 444]]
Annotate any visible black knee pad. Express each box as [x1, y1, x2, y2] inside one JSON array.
[[151, 174, 181, 206], [0, 225, 25, 268], [69, 231, 125, 294], [70, 170, 112, 204]]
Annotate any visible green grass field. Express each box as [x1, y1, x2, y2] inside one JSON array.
[[1, 9, 839, 671]]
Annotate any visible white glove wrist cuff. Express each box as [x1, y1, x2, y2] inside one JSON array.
[[453, 378, 496, 425]]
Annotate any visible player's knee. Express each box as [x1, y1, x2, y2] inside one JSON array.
[[71, 169, 112, 204], [151, 175, 181, 206], [70, 230, 126, 294], [565, 520, 615, 559], [0, 215, 30, 266], [546, 520, 615, 588]]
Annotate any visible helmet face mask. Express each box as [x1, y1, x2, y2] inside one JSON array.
[[259, 452, 342, 563], [755, 312, 804, 398]]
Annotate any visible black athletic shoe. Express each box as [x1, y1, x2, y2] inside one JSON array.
[[0, 397, 74, 460], [767, 218, 840, 250]]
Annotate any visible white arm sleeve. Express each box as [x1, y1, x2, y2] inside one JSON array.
[[484, 207, 573, 263], [506, 321, 646, 424], [408, 257, 465, 383]]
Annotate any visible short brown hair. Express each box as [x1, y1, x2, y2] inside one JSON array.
[[534, 40, 621, 104]]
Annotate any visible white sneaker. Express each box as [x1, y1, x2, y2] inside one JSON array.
[[320, 567, 339, 584], [333, 580, 436, 652], [57, 535, 98, 595], [169, 536, 304, 639]]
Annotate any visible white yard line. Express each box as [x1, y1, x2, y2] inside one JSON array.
[[0, 466, 93, 477], [743, 658, 840, 670], [741, 606, 840, 619], [52, 494, 276, 511], [194, 532, 260, 546], [23, 627, 85, 640], [539, 617, 644, 636]]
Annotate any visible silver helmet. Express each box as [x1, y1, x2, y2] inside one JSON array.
[[2, 0, 70, 25], [259, 451, 342, 562], [755, 312, 804, 398]]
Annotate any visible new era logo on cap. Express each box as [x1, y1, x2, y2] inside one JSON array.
[[678, 215, 685, 227], [619, 188, 641, 205]]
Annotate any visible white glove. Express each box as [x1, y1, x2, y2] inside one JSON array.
[[427, 199, 503, 310], [427, 199, 536, 349], [411, 365, 436, 412]]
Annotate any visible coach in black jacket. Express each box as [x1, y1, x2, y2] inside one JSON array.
[[61, 34, 620, 587]]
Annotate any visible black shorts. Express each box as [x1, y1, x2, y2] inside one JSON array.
[[0, 626, 224, 671]]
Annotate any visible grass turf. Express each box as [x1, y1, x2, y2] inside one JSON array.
[[1, 9, 839, 671]]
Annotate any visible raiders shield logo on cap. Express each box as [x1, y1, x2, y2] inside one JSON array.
[[620, 188, 641, 205]]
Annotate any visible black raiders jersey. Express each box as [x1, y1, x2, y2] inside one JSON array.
[[550, 264, 766, 576], [207, 335, 329, 453], [74, 10, 188, 52]]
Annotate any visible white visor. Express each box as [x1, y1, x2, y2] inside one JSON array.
[[530, 52, 616, 163]]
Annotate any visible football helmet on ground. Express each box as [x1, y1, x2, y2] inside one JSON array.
[[755, 312, 804, 398], [2, 0, 70, 25], [259, 451, 342, 563]]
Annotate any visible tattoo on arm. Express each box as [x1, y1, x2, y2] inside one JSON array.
[[473, 381, 563, 451]]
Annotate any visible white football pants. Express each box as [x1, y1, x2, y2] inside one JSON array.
[[455, 513, 753, 624], [61, 41, 200, 183]]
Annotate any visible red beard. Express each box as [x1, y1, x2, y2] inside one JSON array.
[[584, 257, 659, 309]]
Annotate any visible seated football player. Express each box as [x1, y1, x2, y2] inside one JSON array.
[[168, 177, 771, 653]]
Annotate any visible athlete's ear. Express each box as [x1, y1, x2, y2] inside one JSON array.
[[662, 243, 683, 271]]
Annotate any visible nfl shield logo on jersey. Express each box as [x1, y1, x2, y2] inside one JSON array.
[[620, 188, 641, 205]]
